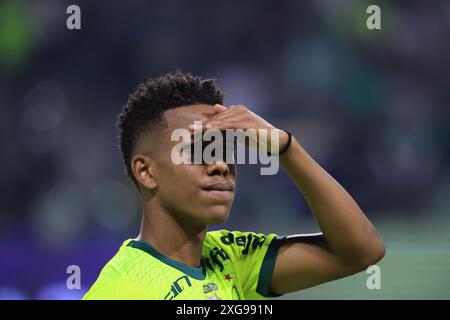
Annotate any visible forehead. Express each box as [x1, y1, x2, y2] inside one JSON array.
[[163, 104, 215, 130]]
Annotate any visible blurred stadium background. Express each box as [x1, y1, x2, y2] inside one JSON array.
[[1, 0, 449, 299]]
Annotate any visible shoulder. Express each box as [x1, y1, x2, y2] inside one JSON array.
[[105, 239, 158, 276], [85, 239, 162, 297]]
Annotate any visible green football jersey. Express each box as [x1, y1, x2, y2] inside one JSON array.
[[83, 229, 285, 300]]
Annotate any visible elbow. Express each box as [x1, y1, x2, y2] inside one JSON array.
[[356, 239, 386, 269], [355, 223, 386, 269], [365, 241, 386, 267]]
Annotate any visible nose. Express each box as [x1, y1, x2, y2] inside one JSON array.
[[206, 161, 229, 176]]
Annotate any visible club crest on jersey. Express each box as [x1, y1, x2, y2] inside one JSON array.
[[203, 282, 221, 300], [203, 282, 219, 293]]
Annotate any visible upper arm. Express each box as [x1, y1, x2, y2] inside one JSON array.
[[270, 233, 368, 295], [213, 230, 284, 299]]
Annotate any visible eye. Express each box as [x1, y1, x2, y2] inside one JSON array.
[[188, 132, 237, 164]]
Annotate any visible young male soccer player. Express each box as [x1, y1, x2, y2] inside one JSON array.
[[83, 71, 385, 300]]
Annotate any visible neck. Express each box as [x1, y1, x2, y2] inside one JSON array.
[[137, 198, 207, 268]]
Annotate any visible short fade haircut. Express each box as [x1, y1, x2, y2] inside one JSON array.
[[117, 71, 224, 190]]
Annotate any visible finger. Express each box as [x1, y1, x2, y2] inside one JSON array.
[[204, 107, 242, 123], [187, 108, 233, 131], [188, 118, 236, 131], [203, 115, 237, 129], [213, 104, 227, 114], [188, 108, 244, 131], [204, 116, 243, 130]]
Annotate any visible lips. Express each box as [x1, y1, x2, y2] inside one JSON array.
[[202, 181, 234, 192]]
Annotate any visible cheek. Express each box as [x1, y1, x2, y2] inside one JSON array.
[[157, 164, 201, 195]]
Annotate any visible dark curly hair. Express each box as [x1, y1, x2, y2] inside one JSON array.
[[117, 71, 224, 190]]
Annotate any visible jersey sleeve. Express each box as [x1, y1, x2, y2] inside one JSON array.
[[212, 230, 285, 300], [82, 278, 157, 300]]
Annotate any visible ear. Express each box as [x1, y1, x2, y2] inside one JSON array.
[[131, 154, 157, 190]]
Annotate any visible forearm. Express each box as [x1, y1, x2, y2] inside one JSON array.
[[280, 136, 385, 265]]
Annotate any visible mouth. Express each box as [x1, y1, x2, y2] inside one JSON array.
[[201, 181, 235, 199]]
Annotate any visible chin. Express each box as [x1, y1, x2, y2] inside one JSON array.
[[202, 206, 230, 225]]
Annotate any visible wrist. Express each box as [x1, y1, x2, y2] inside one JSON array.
[[279, 130, 290, 150], [268, 129, 292, 156]]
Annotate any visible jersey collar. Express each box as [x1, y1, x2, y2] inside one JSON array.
[[127, 239, 207, 280]]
